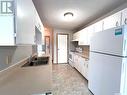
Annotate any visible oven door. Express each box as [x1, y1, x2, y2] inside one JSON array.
[[69, 52, 74, 67]]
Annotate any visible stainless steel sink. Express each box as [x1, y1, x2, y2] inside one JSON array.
[[22, 57, 49, 67]]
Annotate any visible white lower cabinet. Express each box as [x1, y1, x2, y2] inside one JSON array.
[[81, 61, 88, 80], [74, 55, 79, 70], [80, 57, 88, 80], [73, 54, 89, 80]]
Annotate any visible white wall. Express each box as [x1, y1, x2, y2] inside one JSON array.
[[53, 28, 74, 63], [0, 45, 36, 71]]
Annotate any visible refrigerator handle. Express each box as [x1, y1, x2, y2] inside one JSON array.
[[124, 40, 126, 51]]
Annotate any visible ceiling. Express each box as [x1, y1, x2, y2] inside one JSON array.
[[33, 0, 126, 30]]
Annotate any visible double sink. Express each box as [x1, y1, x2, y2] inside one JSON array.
[[22, 56, 49, 67]]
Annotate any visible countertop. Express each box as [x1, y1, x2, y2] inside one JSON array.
[[0, 55, 52, 95], [70, 51, 89, 60]]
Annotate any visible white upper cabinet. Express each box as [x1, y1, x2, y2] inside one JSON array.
[[78, 29, 89, 45], [35, 10, 44, 33], [103, 11, 122, 30], [72, 31, 80, 41], [78, 24, 95, 45], [35, 10, 44, 45], [122, 8, 127, 25], [16, 0, 36, 45], [93, 20, 103, 32], [0, 0, 15, 46], [0, 15, 15, 46], [86, 25, 95, 44]]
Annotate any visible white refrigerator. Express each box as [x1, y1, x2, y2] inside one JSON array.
[[88, 25, 127, 95]]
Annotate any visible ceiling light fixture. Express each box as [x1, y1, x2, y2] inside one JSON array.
[[64, 12, 74, 21]]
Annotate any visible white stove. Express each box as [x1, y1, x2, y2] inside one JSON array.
[[69, 51, 74, 67]]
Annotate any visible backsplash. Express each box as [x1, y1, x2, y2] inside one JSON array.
[[71, 41, 90, 58], [75, 46, 89, 58], [82, 46, 90, 58]]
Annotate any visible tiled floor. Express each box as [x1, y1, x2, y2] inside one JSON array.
[[52, 64, 93, 95]]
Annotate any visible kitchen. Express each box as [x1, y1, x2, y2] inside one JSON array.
[[0, 0, 127, 95]]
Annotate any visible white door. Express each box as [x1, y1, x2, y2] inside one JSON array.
[[57, 34, 68, 63]]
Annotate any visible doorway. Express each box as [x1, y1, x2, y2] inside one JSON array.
[[57, 34, 68, 64]]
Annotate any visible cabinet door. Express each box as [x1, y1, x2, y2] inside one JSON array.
[[80, 58, 86, 76], [16, 0, 36, 44], [85, 62, 89, 80], [103, 11, 121, 30], [78, 29, 89, 45], [35, 10, 44, 32], [94, 20, 103, 32], [35, 10, 44, 45], [82, 59, 87, 78], [76, 32, 80, 40], [122, 8, 127, 25], [81, 62, 86, 77], [74, 55, 81, 72], [78, 56, 83, 73], [72, 33, 76, 41], [72, 32, 80, 41], [86, 25, 94, 44], [76, 55, 80, 70], [73, 54, 77, 67], [0, 16, 15, 45]]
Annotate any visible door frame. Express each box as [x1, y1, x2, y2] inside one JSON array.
[[56, 33, 69, 64]]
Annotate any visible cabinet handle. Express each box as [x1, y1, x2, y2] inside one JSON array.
[[116, 21, 119, 27], [124, 18, 127, 24]]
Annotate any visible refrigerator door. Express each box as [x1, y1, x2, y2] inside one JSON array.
[[90, 25, 127, 56], [88, 52, 122, 95], [120, 58, 127, 95]]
